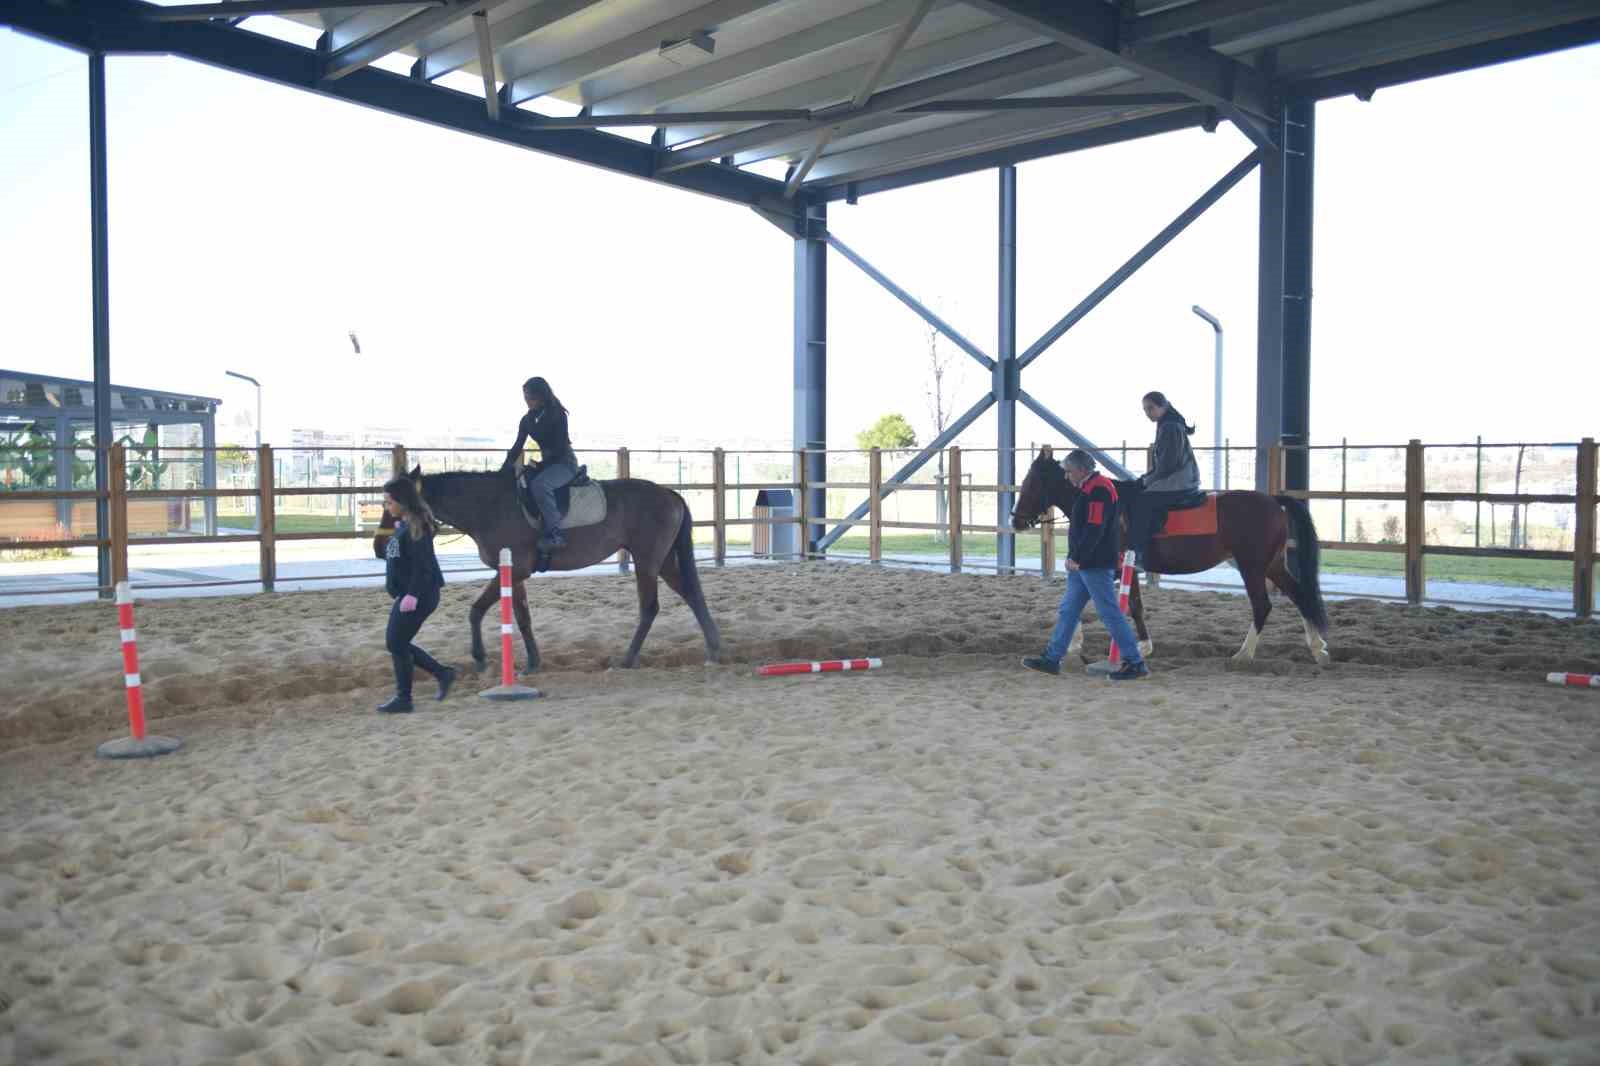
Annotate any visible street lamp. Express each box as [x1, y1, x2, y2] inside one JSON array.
[[1190, 306, 1222, 491], [225, 370, 261, 448]]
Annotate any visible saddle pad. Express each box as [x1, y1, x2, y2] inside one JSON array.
[[1154, 494, 1218, 538], [560, 481, 607, 530]]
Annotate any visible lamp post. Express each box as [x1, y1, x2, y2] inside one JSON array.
[[1190, 306, 1222, 490], [225, 370, 261, 447]]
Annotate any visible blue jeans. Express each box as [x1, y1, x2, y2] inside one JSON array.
[[1043, 566, 1143, 665], [526, 459, 577, 533]]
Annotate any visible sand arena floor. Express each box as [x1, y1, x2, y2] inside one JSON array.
[[2, 563, 1598, 1065]]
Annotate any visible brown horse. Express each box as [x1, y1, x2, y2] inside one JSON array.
[[1011, 446, 1330, 665], [375, 466, 720, 670]]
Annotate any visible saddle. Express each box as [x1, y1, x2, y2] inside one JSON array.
[[1152, 491, 1217, 538], [516, 463, 608, 532]]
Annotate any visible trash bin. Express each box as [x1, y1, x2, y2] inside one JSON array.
[[752, 489, 798, 559]]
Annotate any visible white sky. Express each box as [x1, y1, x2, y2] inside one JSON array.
[[1, 25, 1596, 456]]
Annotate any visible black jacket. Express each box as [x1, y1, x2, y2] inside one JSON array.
[[502, 406, 574, 470], [384, 519, 445, 599], [1068, 473, 1122, 570], [1143, 410, 1200, 493]]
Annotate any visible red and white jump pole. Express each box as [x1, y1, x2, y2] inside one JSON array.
[[1107, 550, 1136, 666], [96, 581, 182, 759], [1547, 672, 1600, 689], [757, 658, 882, 677], [482, 548, 542, 702]]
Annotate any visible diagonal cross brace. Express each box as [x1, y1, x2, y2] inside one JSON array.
[[1019, 389, 1134, 480], [827, 234, 995, 372], [816, 393, 996, 553], [1018, 149, 1260, 370]]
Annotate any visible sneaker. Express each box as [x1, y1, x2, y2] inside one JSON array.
[[1021, 655, 1060, 676], [1106, 660, 1150, 682], [376, 695, 415, 714], [436, 667, 458, 702]]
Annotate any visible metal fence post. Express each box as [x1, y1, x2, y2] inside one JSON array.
[[258, 444, 276, 593], [1405, 439, 1424, 606], [1474, 435, 1483, 548], [1340, 436, 1347, 541], [1224, 438, 1230, 490], [1575, 437, 1596, 619], [795, 449, 808, 560]]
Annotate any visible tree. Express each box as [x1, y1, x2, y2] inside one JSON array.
[[857, 413, 917, 452], [1352, 517, 1369, 544], [1381, 514, 1402, 544], [921, 311, 966, 544]]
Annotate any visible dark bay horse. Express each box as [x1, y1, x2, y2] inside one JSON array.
[[375, 467, 720, 670], [1012, 447, 1330, 665]]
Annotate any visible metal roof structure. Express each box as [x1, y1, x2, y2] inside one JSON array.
[[7, 1, 1598, 219], [6, 0, 1597, 586]]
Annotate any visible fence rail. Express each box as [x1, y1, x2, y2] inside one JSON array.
[[1, 438, 1594, 616]]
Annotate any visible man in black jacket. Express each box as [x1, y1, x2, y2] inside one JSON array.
[[1022, 449, 1149, 680]]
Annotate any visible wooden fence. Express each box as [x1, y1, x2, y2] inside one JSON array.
[[1, 438, 1594, 617]]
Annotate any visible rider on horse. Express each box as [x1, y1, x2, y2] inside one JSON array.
[[500, 376, 577, 551], [1126, 390, 1200, 570]]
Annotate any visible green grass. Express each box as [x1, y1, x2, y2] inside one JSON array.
[[1321, 548, 1572, 590], [219, 514, 367, 535]]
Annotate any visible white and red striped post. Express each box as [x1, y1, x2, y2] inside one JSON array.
[[1107, 550, 1136, 666], [757, 658, 883, 677], [482, 548, 542, 702], [96, 582, 182, 759], [1547, 672, 1600, 689]]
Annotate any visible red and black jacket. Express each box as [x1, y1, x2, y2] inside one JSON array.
[[1068, 473, 1121, 570]]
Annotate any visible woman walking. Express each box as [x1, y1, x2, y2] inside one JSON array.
[[378, 476, 456, 713]]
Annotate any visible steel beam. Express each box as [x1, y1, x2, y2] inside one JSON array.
[[321, 0, 495, 81], [89, 53, 113, 595], [904, 93, 1190, 112], [657, 42, 1074, 172], [414, 0, 605, 82], [1, 1, 800, 216], [147, 0, 441, 20], [1255, 124, 1285, 491], [1018, 149, 1261, 370], [1018, 390, 1134, 481], [592, 0, 937, 116], [996, 164, 1017, 573], [532, 109, 811, 128], [472, 11, 498, 121], [795, 203, 827, 557], [785, 0, 934, 196], [813, 107, 1207, 201], [1281, 99, 1314, 492], [816, 392, 996, 553], [966, 0, 1277, 145], [502, 0, 785, 107], [825, 235, 994, 372]]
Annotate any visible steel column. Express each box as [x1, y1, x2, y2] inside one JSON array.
[[90, 53, 114, 595], [1281, 99, 1315, 492], [1255, 125, 1286, 491], [201, 414, 218, 535], [794, 203, 827, 556], [996, 165, 1018, 574]]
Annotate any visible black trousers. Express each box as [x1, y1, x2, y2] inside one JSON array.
[[1126, 489, 1193, 556], [385, 587, 443, 697]]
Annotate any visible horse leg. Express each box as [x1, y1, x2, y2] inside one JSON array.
[[1128, 571, 1153, 659], [467, 575, 498, 673], [619, 563, 661, 669], [1232, 560, 1273, 664], [1267, 554, 1331, 666], [658, 556, 722, 665], [511, 577, 541, 674]]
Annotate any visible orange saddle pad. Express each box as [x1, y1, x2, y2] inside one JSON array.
[[1153, 494, 1218, 538]]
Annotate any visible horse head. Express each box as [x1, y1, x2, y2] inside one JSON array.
[[1011, 446, 1074, 530]]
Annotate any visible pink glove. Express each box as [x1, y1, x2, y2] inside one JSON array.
[[399, 594, 418, 613]]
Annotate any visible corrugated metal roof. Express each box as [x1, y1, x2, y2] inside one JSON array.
[[11, 0, 1600, 208]]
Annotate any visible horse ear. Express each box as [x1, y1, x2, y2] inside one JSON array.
[[409, 465, 422, 480], [1038, 445, 1052, 460]]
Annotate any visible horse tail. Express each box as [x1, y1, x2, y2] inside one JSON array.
[[673, 495, 706, 606], [1274, 495, 1328, 636]]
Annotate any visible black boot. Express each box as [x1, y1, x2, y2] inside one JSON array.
[[381, 652, 415, 713], [538, 527, 566, 551], [435, 666, 458, 702]]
